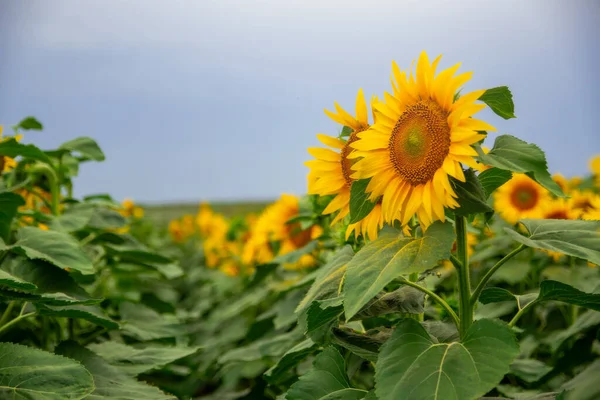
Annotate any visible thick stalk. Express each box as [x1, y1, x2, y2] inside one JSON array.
[[29, 163, 61, 216], [470, 244, 526, 306], [455, 216, 472, 339]]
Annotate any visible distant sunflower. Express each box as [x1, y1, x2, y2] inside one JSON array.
[[306, 90, 384, 240], [494, 173, 549, 224], [0, 126, 22, 173], [569, 190, 598, 217], [350, 52, 495, 229], [582, 196, 600, 221], [541, 198, 578, 220]]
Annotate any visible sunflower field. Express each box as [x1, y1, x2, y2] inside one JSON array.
[[1, 52, 600, 400]]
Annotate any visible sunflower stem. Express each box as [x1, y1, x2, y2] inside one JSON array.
[[455, 215, 472, 339], [470, 244, 526, 306]]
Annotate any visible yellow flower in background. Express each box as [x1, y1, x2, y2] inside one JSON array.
[[494, 173, 549, 224], [552, 174, 570, 194], [120, 198, 144, 219], [541, 198, 578, 220], [582, 196, 600, 221], [350, 51, 494, 229], [590, 155, 600, 176], [569, 190, 599, 217]]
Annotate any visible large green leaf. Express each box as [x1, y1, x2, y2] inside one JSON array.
[[332, 327, 390, 362], [286, 347, 369, 400], [264, 339, 318, 384], [87, 207, 127, 230], [59, 137, 106, 162], [509, 359, 552, 383], [478, 168, 513, 198], [296, 246, 354, 316], [1, 226, 94, 274], [354, 285, 425, 320], [0, 192, 25, 242], [451, 169, 493, 216], [343, 223, 454, 320], [375, 319, 519, 400], [87, 342, 200, 376], [49, 203, 96, 232], [0, 342, 94, 399], [476, 135, 563, 197], [37, 304, 119, 329], [55, 342, 175, 400], [478, 86, 516, 119], [0, 137, 51, 163], [349, 179, 377, 224], [505, 219, 600, 265], [120, 302, 184, 340], [0, 256, 100, 305]]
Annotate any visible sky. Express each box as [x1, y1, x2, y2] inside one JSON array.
[[0, 0, 598, 203]]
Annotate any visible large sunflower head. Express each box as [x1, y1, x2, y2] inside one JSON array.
[[493, 173, 549, 224], [305, 90, 383, 240], [350, 52, 495, 230]]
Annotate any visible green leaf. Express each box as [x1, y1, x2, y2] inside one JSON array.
[[535, 280, 600, 310], [561, 359, 600, 400], [451, 168, 493, 216], [59, 137, 105, 161], [340, 126, 353, 138], [0, 268, 37, 291], [0, 342, 94, 399], [264, 339, 318, 384], [479, 287, 517, 304], [296, 246, 354, 316], [332, 327, 390, 362], [37, 304, 119, 329], [478, 168, 513, 198], [286, 347, 368, 400], [544, 310, 600, 352], [304, 297, 343, 343], [509, 359, 552, 383], [17, 116, 44, 130], [349, 179, 377, 224], [479, 86, 516, 119], [120, 302, 184, 341], [477, 135, 564, 197], [219, 330, 303, 364], [0, 256, 101, 305], [55, 341, 176, 400], [87, 207, 127, 230], [505, 219, 600, 265], [87, 342, 200, 376], [0, 192, 25, 242], [354, 285, 425, 320], [49, 203, 95, 232], [343, 223, 454, 320], [375, 318, 519, 400], [0, 137, 51, 163], [0, 226, 95, 274]]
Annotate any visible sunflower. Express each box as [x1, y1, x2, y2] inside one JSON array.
[[350, 52, 495, 229], [494, 173, 549, 224], [569, 190, 599, 217], [582, 195, 600, 221], [541, 198, 578, 220], [306, 90, 384, 240], [120, 198, 144, 219]]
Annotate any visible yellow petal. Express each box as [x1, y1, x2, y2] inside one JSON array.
[[307, 147, 341, 162], [355, 89, 369, 126], [317, 134, 345, 149]]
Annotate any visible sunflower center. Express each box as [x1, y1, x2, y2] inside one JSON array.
[[341, 130, 364, 186], [389, 100, 451, 186], [510, 184, 539, 210], [546, 210, 569, 219]]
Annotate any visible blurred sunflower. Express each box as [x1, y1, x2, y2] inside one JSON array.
[[582, 196, 600, 221], [120, 198, 144, 219], [541, 198, 578, 220], [350, 51, 494, 229], [306, 90, 384, 240], [494, 173, 549, 224], [569, 190, 599, 217]]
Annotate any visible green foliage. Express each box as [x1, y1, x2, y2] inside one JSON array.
[[0, 342, 94, 399], [343, 223, 454, 320], [349, 179, 377, 224], [477, 135, 564, 197], [451, 168, 494, 215], [375, 319, 519, 400], [479, 86, 516, 119]]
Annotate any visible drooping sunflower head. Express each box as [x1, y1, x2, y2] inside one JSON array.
[[493, 173, 550, 224], [305, 90, 385, 240], [350, 51, 495, 229]]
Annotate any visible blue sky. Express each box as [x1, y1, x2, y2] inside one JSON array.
[[0, 0, 598, 203]]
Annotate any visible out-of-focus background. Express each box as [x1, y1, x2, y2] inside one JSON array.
[[1, 0, 598, 212]]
